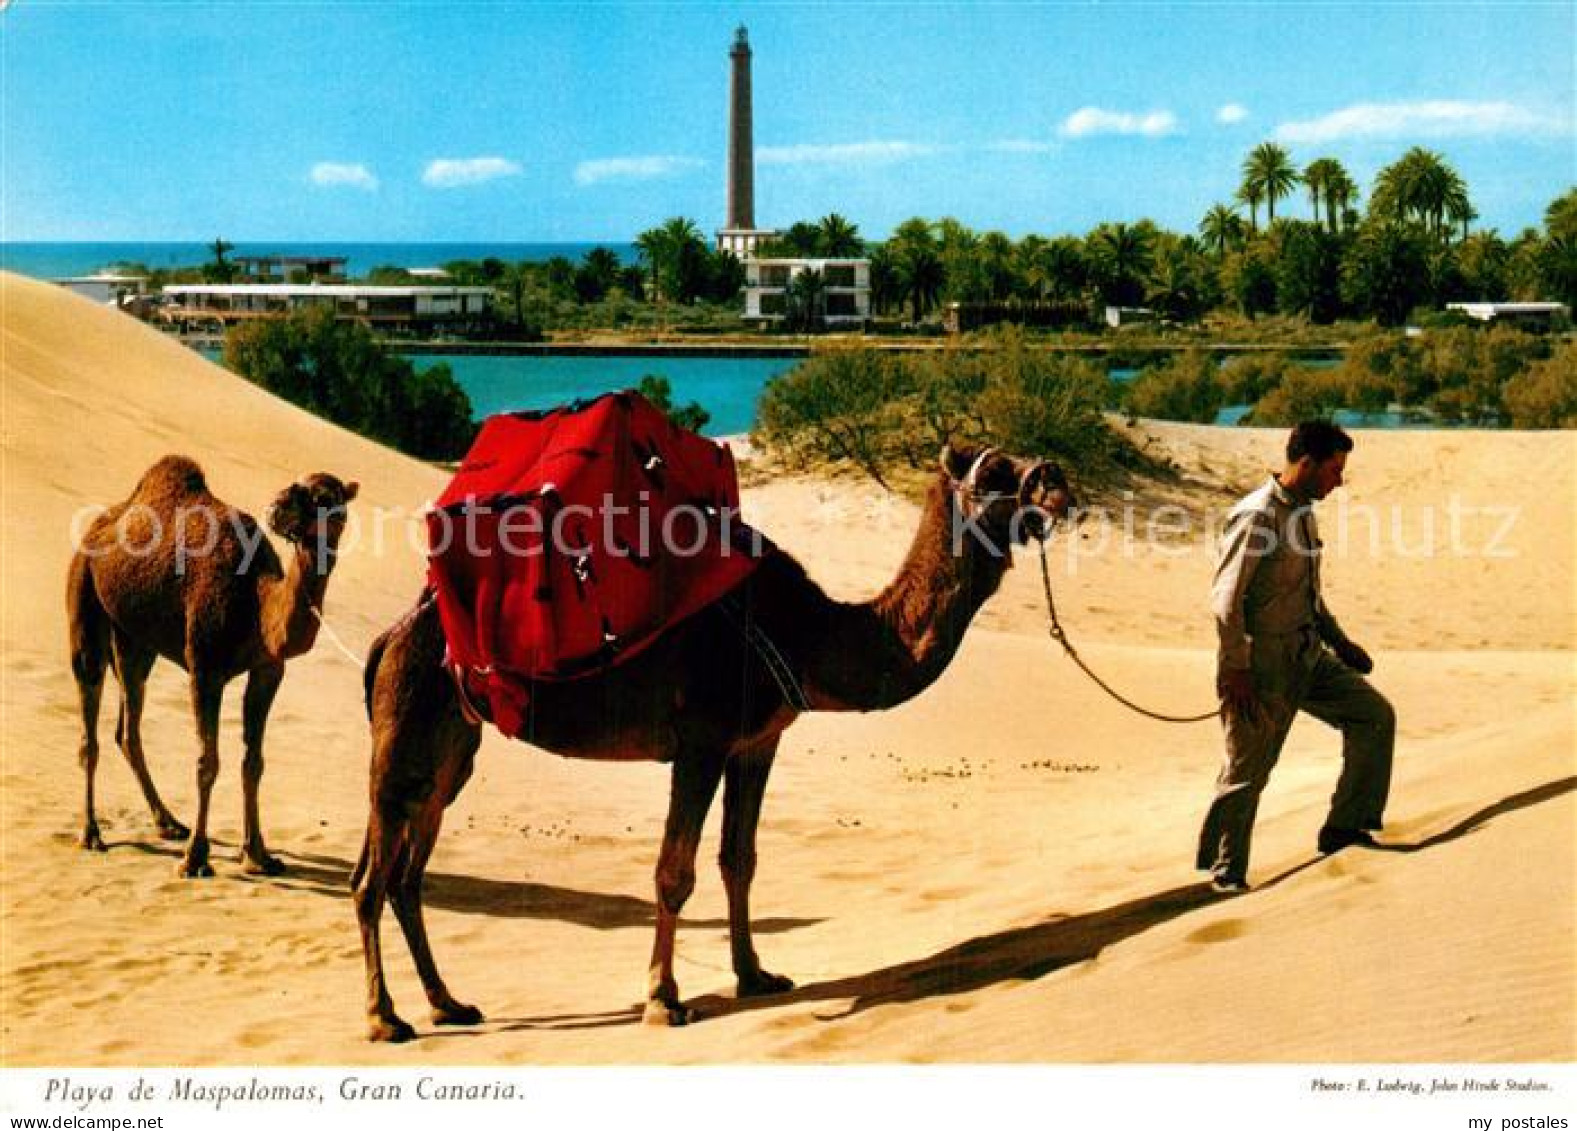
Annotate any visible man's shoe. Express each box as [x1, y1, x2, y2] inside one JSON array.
[[1318, 827, 1379, 854], [1210, 875, 1250, 894]]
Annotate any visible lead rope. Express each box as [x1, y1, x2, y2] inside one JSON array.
[[1035, 535, 1218, 724], [308, 601, 366, 671]]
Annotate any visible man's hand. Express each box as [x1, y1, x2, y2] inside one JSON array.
[[1217, 667, 1259, 721], [1334, 639, 1374, 674]]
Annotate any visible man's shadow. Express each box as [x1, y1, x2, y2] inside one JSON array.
[[503, 775, 1577, 1031]]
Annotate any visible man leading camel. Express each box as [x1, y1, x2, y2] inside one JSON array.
[[1197, 420, 1396, 893]]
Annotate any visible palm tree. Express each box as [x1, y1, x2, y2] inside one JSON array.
[[890, 216, 938, 250], [1303, 158, 1355, 232], [582, 247, 622, 288], [866, 244, 903, 316], [1327, 165, 1359, 232], [815, 213, 862, 257], [1145, 245, 1203, 322], [1087, 221, 1156, 307], [787, 267, 826, 332], [781, 220, 821, 256], [634, 226, 672, 300], [1200, 203, 1247, 257], [1236, 182, 1264, 232], [1372, 148, 1472, 241], [978, 231, 1017, 302], [1241, 142, 1301, 224], [895, 243, 945, 323], [204, 238, 237, 283]]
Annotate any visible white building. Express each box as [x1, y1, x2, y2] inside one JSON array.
[[1445, 302, 1569, 330], [744, 258, 871, 327], [54, 274, 147, 305], [160, 283, 493, 331]]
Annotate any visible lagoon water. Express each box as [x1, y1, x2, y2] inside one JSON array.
[[1, 241, 640, 281], [435, 353, 797, 437], [197, 348, 1430, 436]]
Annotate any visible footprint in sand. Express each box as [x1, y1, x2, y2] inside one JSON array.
[[1185, 919, 1247, 944]]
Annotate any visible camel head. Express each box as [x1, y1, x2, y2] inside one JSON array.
[[266, 473, 359, 549], [942, 443, 1075, 549]]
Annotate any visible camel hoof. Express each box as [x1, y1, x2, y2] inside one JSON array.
[[643, 999, 697, 1027], [241, 853, 286, 877], [157, 819, 190, 842], [176, 859, 215, 879], [368, 1016, 417, 1044], [738, 970, 795, 998], [80, 827, 108, 853], [432, 1002, 484, 1027]]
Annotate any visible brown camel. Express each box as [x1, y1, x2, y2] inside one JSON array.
[[67, 455, 358, 877], [354, 444, 1072, 1042]]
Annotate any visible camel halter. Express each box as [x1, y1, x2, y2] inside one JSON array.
[[1033, 534, 1217, 724]]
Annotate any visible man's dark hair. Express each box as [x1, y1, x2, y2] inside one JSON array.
[[1287, 420, 1354, 463]]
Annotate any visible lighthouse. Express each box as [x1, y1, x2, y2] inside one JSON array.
[[716, 26, 774, 257]]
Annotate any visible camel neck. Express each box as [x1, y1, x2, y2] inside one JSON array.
[[806, 475, 1011, 711], [262, 540, 338, 660]]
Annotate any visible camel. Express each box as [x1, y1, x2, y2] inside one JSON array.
[[67, 455, 358, 878], [354, 443, 1072, 1042]]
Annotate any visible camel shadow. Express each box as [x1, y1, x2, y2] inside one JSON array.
[[116, 842, 819, 935], [495, 776, 1577, 1032], [689, 882, 1219, 1025]]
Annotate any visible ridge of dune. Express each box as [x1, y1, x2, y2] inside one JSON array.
[[1, 270, 1572, 1065]]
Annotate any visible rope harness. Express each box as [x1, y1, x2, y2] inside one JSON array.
[[1034, 534, 1218, 724]]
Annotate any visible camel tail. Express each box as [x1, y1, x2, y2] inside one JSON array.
[[66, 551, 111, 687], [363, 627, 391, 720]]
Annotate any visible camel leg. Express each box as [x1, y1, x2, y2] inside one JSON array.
[[720, 742, 793, 997], [68, 557, 110, 852], [645, 747, 725, 1026], [110, 632, 188, 841], [355, 796, 416, 1043], [390, 735, 483, 1028], [177, 670, 224, 879], [239, 663, 285, 876]]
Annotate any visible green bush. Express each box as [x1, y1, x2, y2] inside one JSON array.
[[755, 329, 1125, 485], [635, 374, 711, 433], [755, 347, 917, 487], [1217, 353, 1290, 405], [972, 328, 1115, 465], [1247, 365, 1349, 426], [1503, 342, 1577, 428], [224, 307, 477, 460], [1123, 350, 1223, 423]]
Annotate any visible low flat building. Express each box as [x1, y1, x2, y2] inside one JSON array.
[[54, 274, 147, 305], [160, 283, 493, 332], [744, 257, 870, 327], [235, 255, 348, 282], [1445, 302, 1570, 330]]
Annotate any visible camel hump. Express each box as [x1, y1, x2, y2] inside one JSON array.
[[132, 455, 209, 500]]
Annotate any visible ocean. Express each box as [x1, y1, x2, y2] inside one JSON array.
[[0, 241, 642, 280]]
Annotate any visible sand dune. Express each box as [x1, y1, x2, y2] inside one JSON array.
[[1, 271, 1571, 1064]]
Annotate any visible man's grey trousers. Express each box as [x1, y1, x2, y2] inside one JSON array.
[[1198, 628, 1397, 881]]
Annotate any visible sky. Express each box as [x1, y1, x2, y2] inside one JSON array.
[[2, 1, 1573, 243]]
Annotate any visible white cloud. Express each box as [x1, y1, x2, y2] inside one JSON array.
[[309, 162, 378, 191], [1217, 103, 1250, 125], [1058, 107, 1179, 139], [757, 141, 938, 166], [1275, 100, 1567, 143], [421, 157, 523, 188], [574, 155, 704, 186]]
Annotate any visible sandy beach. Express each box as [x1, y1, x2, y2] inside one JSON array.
[[1, 271, 1572, 1064]]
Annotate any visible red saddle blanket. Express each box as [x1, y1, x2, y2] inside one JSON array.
[[427, 391, 769, 738]]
